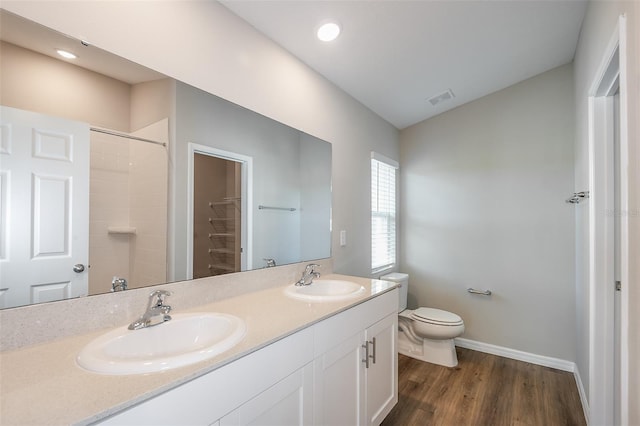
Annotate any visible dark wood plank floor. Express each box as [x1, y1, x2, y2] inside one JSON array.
[[382, 348, 586, 426]]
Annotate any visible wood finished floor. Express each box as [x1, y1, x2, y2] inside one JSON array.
[[382, 349, 586, 426]]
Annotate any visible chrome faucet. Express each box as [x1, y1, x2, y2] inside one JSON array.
[[295, 263, 321, 286], [111, 276, 127, 292], [128, 290, 172, 330]]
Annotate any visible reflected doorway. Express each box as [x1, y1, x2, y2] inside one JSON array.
[[193, 153, 241, 277], [188, 144, 252, 279]]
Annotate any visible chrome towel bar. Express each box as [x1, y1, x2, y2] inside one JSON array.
[[90, 127, 166, 147], [467, 288, 492, 296]]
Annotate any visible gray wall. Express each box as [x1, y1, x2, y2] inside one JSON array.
[[299, 133, 332, 262], [399, 64, 576, 361]]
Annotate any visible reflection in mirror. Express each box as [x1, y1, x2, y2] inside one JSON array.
[[0, 10, 332, 309], [192, 152, 244, 278], [88, 122, 169, 295]]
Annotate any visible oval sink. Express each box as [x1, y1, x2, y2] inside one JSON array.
[[284, 279, 365, 302], [77, 313, 246, 375]]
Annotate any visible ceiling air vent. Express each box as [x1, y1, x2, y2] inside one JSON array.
[[426, 89, 455, 106]]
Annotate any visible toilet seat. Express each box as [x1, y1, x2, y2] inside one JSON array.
[[411, 308, 463, 326]]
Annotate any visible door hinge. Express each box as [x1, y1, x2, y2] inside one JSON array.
[[615, 281, 621, 291]]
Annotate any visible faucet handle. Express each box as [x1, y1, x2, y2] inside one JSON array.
[[305, 263, 320, 273], [148, 289, 171, 307]]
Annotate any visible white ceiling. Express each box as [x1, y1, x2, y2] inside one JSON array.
[[221, 0, 588, 130]]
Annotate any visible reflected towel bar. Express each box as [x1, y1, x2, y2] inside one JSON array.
[[258, 205, 296, 211], [90, 127, 167, 147], [467, 288, 492, 296]]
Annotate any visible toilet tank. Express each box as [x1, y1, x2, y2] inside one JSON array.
[[381, 272, 409, 312]]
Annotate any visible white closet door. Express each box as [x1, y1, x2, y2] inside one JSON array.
[[0, 106, 89, 308]]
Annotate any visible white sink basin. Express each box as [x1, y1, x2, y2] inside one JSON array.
[[284, 279, 365, 302], [77, 313, 246, 375]]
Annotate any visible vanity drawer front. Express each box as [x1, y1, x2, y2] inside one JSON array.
[[313, 289, 398, 356]]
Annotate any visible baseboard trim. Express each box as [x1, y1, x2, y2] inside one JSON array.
[[454, 337, 575, 372], [573, 366, 590, 425]]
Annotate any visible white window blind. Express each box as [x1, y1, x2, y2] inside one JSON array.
[[371, 153, 398, 273]]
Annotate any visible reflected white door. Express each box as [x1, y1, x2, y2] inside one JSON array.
[[0, 106, 89, 308]]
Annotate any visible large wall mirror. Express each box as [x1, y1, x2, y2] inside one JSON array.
[[0, 10, 332, 309]]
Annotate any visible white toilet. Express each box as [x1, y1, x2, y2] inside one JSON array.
[[382, 272, 464, 367]]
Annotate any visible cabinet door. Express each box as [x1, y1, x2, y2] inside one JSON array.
[[313, 332, 366, 426], [365, 313, 398, 426], [219, 363, 313, 426]]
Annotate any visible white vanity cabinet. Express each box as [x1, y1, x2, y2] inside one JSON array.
[[98, 328, 315, 426], [219, 363, 313, 426], [312, 291, 398, 426], [97, 288, 397, 426]]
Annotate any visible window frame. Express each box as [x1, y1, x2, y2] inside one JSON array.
[[370, 152, 399, 275]]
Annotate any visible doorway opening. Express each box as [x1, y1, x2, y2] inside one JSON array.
[[187, 144, 252, 279], [193, 153, 241, 278]]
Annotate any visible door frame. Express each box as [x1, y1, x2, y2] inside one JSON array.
[[186, 143, 253, 279], [587, 14, 629, 426]]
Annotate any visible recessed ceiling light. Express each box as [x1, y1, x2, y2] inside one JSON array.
[[317, 21, 341, 42], [56, 49, 77, 59]]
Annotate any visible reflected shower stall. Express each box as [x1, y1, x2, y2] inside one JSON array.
[[88, 121, 168, 294]]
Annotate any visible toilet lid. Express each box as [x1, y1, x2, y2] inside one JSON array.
[[411, 308, 463, 325]]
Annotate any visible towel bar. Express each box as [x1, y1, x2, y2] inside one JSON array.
[[467, 288, 492, 296]]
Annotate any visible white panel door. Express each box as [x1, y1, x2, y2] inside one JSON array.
[[0, 106, 89, 308]]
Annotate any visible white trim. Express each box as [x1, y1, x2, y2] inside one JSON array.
[[586, 15, 629, 426], [574, 366, 591, 426], [615, 15, 630, 426], [588, 94, 616, 426], [454, 338, 575, 372], [187, 143, 253, 279]]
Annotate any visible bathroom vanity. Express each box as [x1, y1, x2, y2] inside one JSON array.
[[0, 270, 398, 425], [102, 286, 397, 426]]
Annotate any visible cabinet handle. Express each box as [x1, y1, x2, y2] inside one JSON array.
[[361, 343, 370, 368], [370, 337, 376, 365]]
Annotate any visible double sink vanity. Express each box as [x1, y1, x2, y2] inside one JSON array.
[[0, 262, 399, 425]]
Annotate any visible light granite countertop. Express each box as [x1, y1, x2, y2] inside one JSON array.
[[0, 274, 397, 425]]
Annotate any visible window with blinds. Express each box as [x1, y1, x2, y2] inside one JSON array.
[[371, 153, 398, 273]]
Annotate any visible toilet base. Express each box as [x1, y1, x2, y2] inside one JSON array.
[[398, 329, 459, 367]]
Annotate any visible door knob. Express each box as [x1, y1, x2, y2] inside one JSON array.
[[73, 264, 85, 273]]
